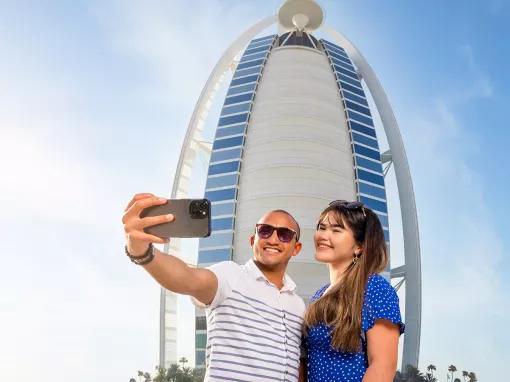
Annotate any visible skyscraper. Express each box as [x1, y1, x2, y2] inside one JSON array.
[[163, 0, 421, 372]]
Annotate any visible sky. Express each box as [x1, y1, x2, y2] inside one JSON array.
[[1, 1, 509, 381]]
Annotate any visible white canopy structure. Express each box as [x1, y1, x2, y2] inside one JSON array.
[[161, 0, 421, 371]]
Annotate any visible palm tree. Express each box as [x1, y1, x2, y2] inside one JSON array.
[[168, 364, 179, 382], [404, 364, 426, 382], [424, 373, 437, 382], [468, 372, 477, 382], [179, 357, 188, 369], [177, 357, 188, 382], [448, 365, 457, 382], [393, 370, 405, 382], [427, 364, 436, 377], [180, 367, 193, 382], [192, 368, 206, 382], [461, 371, 469, 381], [153, 366, 169, 382]]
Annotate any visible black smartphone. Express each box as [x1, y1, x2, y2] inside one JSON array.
[[140, 198, 211, 238]]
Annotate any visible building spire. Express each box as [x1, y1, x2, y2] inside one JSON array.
[[278, 0, 324, 32]]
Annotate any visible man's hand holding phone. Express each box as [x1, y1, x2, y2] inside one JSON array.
[[122, 193, 173, 257], [121, 193, 218, 305]]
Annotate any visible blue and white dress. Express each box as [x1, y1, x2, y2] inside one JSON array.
[[304, 274, 405, 382]]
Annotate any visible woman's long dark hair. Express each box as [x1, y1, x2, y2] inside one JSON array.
[[304, 202, 388, 352]]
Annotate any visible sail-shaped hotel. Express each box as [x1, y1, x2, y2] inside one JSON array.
[[162, 0, 421, 372]]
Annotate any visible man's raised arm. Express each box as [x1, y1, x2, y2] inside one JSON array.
[[122, 193, 218, 305]]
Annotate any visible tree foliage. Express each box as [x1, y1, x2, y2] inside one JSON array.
[[394, 364, 478, 382], [131, 364, 205, 382], [132, 361, 478, 382]]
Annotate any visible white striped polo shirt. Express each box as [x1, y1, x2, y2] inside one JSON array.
[[198, 259, 305, 382]]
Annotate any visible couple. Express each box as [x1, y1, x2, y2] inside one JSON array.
[[122, 193, 404, 382]]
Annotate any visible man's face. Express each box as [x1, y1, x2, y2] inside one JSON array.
[[250, 211, 302, 272]]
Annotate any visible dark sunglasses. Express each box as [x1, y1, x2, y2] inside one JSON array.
[[329, 200, 366, 217], [255, 223, 298, 243]]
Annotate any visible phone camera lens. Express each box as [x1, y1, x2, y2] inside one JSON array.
[[190, 199, 209, 219]]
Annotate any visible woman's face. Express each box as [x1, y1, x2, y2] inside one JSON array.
[[314, 212, 361, 266]]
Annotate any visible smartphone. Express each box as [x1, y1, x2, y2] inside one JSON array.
[[140, 198, 211, 238]]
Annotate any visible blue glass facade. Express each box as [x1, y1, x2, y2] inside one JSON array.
[[195, 34, 394, 369], [197, 34, 278, 265], [322, 40, 390, 238], [199, 36, 390, 265]]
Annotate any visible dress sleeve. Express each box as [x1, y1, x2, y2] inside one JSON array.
[[362, 274, 405, 335], [310, 284, 329, 302]]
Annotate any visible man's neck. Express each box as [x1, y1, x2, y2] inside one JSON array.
[[253, 260, 286, 290]]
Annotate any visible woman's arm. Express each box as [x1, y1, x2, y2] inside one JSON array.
[[362, 319, 400, 382]]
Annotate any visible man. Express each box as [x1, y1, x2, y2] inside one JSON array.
[[122, 193, 306, 381]]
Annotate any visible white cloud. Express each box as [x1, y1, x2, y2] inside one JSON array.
[[0, 246, 162, 381], [0, 117, 156, 380], [459, 44, 493, 100], [0, 5, 165, 380], [1, 1, 506, 381], [0, 23, 121, 228], [0, 127, 110, 225], [397, 52, 508, 379], [91, 0, 278, 108]]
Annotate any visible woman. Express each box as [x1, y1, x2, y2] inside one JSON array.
[[303, 200, 404, 382]]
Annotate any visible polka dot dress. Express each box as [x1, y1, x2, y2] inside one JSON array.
[[304, 274, 405, 382]]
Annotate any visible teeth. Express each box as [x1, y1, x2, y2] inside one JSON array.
[[264, 247, 280, 253]]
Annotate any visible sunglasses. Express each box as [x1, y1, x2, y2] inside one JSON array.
[[255, 223, 298, 243], [329, 200, 366, 217]]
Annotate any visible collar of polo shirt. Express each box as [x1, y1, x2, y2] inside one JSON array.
[[246, 258, 297, 293]]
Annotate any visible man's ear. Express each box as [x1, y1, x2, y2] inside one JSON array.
[[292, 242, 302, 257], [249, 235, 255, 247]]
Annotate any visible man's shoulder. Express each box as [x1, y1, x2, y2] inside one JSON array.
[[282, 274, 306, 317], [291, 293, 306, 316], [207, 260, 244, 278]]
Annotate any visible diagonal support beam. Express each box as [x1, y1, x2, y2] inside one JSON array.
[[394, 277, 406, 292], [325, 25, 422, 370], [391, 265, 406, 279], [381, 149, 392, 163]]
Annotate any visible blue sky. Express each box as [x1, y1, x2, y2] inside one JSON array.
[[1, 1, 508, 381]]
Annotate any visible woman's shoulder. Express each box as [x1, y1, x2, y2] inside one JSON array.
[[363, 273, 404, 334], [365, 273, 399, 300], [367, 273, 392, 288]]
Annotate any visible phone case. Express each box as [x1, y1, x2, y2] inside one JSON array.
[[140, 199, 211, 238]]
